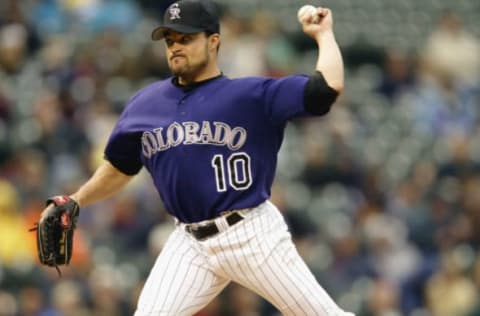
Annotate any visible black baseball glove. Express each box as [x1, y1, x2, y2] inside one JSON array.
[[30, 196, 80, 275]]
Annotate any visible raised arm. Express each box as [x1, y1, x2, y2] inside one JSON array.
[[301, 7, 344, 92], [70, 160, 134, 208]]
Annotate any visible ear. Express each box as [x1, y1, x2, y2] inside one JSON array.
[[208, 34, 220, 52]]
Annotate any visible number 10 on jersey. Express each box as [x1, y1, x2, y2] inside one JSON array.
[[211, 152, 252, 192]]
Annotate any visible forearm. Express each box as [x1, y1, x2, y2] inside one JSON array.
[[315, 30, 344, 92], [70, 160, 134, 207]]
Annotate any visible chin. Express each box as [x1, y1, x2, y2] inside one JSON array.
[[170, 65, 188, 76], [171, 70, 189, 79]]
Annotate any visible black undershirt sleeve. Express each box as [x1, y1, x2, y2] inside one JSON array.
[[104, 132, 143, 176], [104, 155, 142, 176], [303, 71, 339, 116]]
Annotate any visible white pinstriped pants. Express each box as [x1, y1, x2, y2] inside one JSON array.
[[134, 200, 354, 316]]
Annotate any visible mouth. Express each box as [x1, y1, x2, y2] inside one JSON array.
[[171, 55, 186, 61]]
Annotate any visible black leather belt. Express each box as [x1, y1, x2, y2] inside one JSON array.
[[185, 212, 244, 241]]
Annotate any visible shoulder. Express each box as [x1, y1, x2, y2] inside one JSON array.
[[130, 78, 173, 103], [213, 76, 267, 100], [216, 75, 309, 101], [225, 75, 309, 94], [226, 76, 270, 86], [228, 74, 308, 86], [121, 78, 174, 112], [220, 76, 272, 94]]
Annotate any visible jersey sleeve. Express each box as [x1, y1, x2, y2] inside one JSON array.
[[104, 109, 143, 176], [262, 74, 310, 124]]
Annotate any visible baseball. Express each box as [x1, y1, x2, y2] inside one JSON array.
[[297, 5, 319, 24]]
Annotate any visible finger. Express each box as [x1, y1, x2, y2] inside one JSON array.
[[306, 14, 316, 24], [300, 11, 315, 25], [317, 7, 329, 18]]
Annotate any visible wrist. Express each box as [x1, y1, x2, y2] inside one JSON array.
[[315, 30, 336, 45], [69, 194, 81, 207]]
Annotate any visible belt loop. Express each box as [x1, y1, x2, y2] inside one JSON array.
[[236, 207, 251, 218], [215, 216, 229, 233], [183, 207, 249, 241], [237, 209, 247, 218]]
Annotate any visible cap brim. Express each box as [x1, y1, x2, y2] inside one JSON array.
[[151, 24, 205, 41]]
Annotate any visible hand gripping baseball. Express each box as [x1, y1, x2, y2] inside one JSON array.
[[29, 195, 80, 276], [298, 5, 334, 39]]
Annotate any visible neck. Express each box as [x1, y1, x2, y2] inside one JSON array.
[[178, 64, 221, 86]]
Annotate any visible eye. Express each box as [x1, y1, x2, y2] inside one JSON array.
[[180, 35, 192, 44], [165, 38, 174, 47]]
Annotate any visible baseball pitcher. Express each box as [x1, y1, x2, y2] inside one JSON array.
[[33, 0, 354, 315]]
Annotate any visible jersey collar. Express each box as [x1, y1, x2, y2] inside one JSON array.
[[172, 73, 224, 92]]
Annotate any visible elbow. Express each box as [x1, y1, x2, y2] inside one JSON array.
[[303, 86, 339, 116], [333, 84, 344, 95], [327, 79, 344, 95], [320, 90, 339, 115]]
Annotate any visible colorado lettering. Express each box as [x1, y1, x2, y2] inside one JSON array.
[[142, 121, 247, 158]]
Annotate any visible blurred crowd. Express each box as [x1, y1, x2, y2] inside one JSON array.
[[0, 0, 480, 315]]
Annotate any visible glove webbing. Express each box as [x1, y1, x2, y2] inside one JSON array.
[[29, 223, 64, 277]]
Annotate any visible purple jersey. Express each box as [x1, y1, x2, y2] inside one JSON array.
[[105, 75, 311, 223]]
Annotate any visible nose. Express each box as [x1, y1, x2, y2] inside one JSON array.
[[169, 41, 184, 53]]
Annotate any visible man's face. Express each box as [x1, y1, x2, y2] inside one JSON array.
[[164, 31, 211, 80]]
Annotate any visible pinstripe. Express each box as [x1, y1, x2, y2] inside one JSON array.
[[292, 259, 328, 314], [145, 230, 186, 314], [247, 207, 288, 308], [269, 240, 322, 315], [219, 228, 239, 279], [179, 268, 229, 315], [240, 210, 286, 311], [258, 205, 298, 312], [224, 222, 265, 296], [168, 253, 200, 313], [191, 263, 208, 298], [177, 277, 229, 315], [265, 203, 344, 315], [292, 253, 343, 315], [234, 218, 277, 303], [292, 256, 326, 300], [214, 230, 242, 280], [136, 229, 229, 316], [176, 264, 205, 315], [209, 207, 288, 311], [135, 202, 352, 316], [268, 205, 330, 315], [224, 225, 249, 278], [156, 233, 193, 313], [262, 205, 308, 315], [209, 246, 231, 279], [289, 248, 322, 298]]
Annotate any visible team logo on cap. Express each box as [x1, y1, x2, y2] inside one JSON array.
[[169, 3, 181, 20]]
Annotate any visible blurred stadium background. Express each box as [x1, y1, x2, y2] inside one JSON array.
[[0, 0, 479, 315]]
